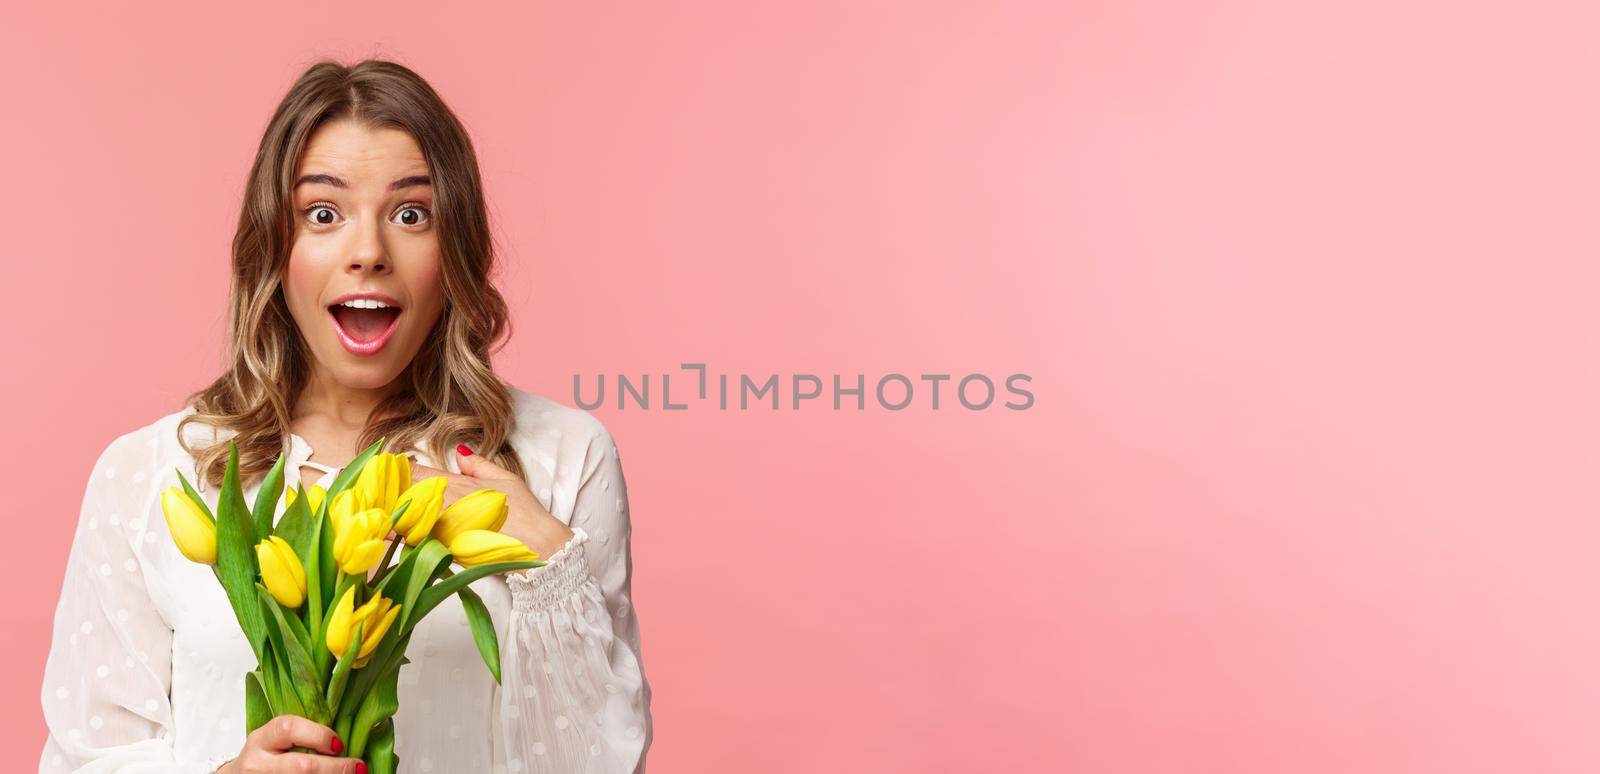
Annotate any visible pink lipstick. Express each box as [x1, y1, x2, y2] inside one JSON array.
[[326, 291, 404, 357]]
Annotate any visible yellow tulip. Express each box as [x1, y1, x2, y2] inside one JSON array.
[[327, 488, 367, 531], [393, 476, 448, 545], [283, 483, 327, 516], [433, 489, 509, 546], [331, 507, 393, 575], [355, 452, 411, 515], [160, 486, 216, 565], [448, 529, 541, 567], [324, 586, 401, 668], [255, 536, 306, 609]]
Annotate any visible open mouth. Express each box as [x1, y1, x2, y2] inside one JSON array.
[[327, 303, 403, 355]]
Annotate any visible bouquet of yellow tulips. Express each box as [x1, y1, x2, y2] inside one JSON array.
[[160, 438, 545, 771]]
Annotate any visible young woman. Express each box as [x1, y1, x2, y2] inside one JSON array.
[[38, 59, 652, 773]]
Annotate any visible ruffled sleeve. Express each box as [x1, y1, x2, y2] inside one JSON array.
[[39, 435, 217, 773], [494, 421, 653, 772]]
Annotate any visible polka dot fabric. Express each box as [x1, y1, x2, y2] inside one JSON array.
[[38, 385, 653, 772]]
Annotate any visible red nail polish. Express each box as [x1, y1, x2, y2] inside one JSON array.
[[457, 443, 474, 456], [331, 735, 343, 754], [356, 763, 368, 774]]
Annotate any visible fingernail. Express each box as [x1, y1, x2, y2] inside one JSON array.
[[457, 443, 474, 457], [356, 763, 368, 774], [331, 735, 343, 754]]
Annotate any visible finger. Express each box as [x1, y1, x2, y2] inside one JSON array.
[[254, 715, 343, 755], [273, 752, 364, 773], [455, 446, 519, 482]]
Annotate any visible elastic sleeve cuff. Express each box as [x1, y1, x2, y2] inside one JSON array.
[[505, 527, 591, 613]]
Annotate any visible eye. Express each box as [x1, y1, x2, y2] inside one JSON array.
[[302, 204, 340, 226], [392, 205, 432, 227]]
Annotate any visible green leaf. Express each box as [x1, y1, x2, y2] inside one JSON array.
[[256, 602, 291, 686], [268, 587, 314, 653], [325, 621, 364, 714], [251, 452, 287, 538], [318, 508, 336, 613], [412, 560, 544, 622], [365, 718, 398, 774], [266, 646, 306, 718], [388, 498, 412, 528], [398, 539, 452, 634], [274, 483, 316, 561], [172, 468, 216, 524], [258, 584, 332, 724], [338, 630, 409, 734], [219, 441, 255, 541], [303, 499, 325, 667], [244, 671, 272, 735], [215, 441, 267, 662], [456, 583, 503, 683], [257, 649, 287, 715], [348, 658, 402, 760]]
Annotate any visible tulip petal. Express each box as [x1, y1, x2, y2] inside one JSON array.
[[324, 585, 358, 659], [434, 489, 510, 545], [448, 529, 540, 568], [162, 487, 217, 565]]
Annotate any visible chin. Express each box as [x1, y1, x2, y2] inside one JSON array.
[[321, 347, 410, 388]]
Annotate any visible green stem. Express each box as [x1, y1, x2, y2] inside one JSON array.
[[307, 527, 326, 646], [315, 571, 353, 676], [369, 535, 404, 587]]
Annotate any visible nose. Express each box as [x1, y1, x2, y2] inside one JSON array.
[[347, 215, 389, 274]]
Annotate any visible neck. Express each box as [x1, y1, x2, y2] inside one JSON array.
[[295, 365, 403, 429]]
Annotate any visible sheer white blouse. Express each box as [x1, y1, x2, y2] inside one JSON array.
[[38, 385, 653, 773]]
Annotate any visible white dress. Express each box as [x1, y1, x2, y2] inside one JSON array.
[[38, 385, 653, 773]]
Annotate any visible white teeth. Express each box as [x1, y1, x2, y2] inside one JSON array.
[[336, 299, 393, 309]]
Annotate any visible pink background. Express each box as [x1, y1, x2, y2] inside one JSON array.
[[4, 1, 1599, 771]]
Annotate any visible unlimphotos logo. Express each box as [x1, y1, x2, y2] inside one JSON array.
[[574, 363, 1034, 411]]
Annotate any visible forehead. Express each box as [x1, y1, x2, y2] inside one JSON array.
[[296, 119, 427, 179]]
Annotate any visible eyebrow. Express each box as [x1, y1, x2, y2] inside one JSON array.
[[293, 173, 432, 191]]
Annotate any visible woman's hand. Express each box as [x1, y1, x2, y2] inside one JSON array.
[[409, 444, 575, 562], [215, 715, 363, 773]]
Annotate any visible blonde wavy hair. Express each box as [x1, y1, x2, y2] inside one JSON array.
[[179, 58, 526, 492]]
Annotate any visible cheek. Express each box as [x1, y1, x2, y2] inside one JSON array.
[[284, 247, 331, 318], [407, 255, 446, 316]]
